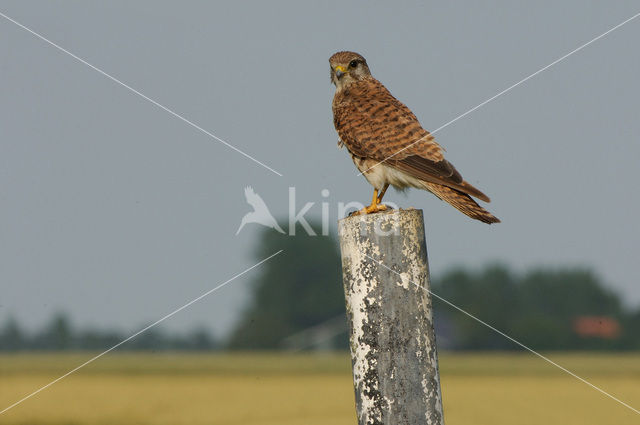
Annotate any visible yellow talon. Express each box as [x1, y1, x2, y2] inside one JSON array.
[[350, 185, 390, 216]]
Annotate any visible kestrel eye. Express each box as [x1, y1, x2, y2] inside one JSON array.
[[349, 60, 359, 68]]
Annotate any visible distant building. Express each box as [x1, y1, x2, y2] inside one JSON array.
[[573, 316, 620, 339], [281, 316, 348, 351]]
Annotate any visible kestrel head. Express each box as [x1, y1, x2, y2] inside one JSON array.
[[329, 51, 371, 90]]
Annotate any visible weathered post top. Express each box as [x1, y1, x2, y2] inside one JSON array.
[[338, 209, 444, 425]]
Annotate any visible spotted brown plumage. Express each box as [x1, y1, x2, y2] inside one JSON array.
[[330, 51, 500, 224]]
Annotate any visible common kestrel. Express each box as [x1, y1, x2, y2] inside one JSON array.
[[330, 51, 500, 224]]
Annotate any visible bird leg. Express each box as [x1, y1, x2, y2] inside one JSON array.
[[376, 183, 389, 204], [352, 185, 389, 215]]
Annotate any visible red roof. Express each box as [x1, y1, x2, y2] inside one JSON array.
[[573, 316, 620, 339]]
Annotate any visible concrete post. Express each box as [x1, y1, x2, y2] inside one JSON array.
[[338, 209, 444, 425]]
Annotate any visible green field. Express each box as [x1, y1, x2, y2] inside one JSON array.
[[1, 352, 639, 424]]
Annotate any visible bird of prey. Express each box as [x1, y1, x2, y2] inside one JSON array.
[[330, 51, 500, 224], [236, 186, 286, 235]]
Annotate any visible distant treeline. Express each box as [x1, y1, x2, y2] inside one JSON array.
[[3, 223, 640, 352], [227, 225, 640, 351], [0, 314, 218, 351], [431, 265, 640, 351]]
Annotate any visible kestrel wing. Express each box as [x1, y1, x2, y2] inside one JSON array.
[[390, 156, 490, 202]]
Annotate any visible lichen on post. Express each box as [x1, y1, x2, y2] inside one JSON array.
[[338, 209, 444, 425]]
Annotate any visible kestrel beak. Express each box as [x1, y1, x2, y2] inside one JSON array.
[[335, 65, 346, 79]]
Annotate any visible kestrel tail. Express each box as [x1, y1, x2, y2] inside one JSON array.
[[329, 51, 500, 224]]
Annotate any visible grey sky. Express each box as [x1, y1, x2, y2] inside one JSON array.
[[1, 1, 639, 339]]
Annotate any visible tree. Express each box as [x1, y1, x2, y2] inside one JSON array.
[[621, 310, 640, 349], [34, 312, 74, 350], [227, 223, 345, 349], [0, 316, 25, 351], [434, 264, 520, 350], [514, 268, 623, 350]]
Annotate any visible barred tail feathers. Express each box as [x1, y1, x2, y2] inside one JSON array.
[[422, 181, 500, 224]]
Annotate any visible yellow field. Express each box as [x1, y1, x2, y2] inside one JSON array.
[[1, 352, 639, 424]]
